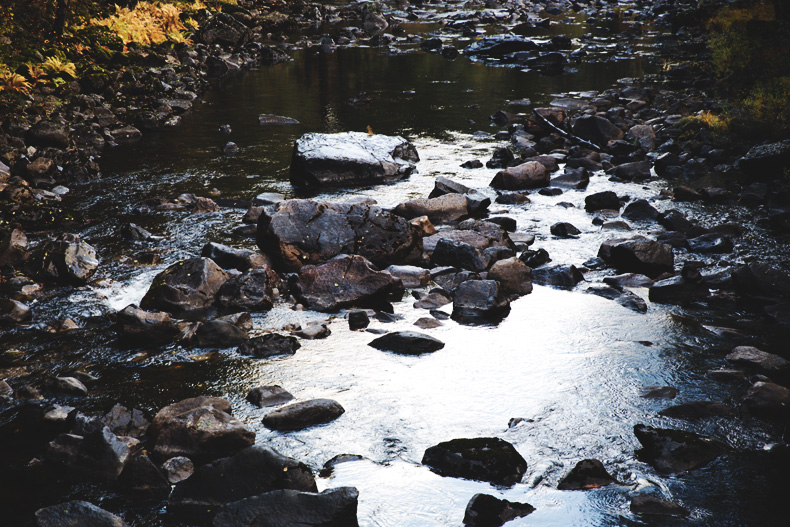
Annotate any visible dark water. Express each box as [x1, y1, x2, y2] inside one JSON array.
[[2, 5, 789, 527]]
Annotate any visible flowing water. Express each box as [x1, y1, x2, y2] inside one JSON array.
[[2, 4, 789, 527]]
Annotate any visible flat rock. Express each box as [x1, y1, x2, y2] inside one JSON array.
[[213, 487, 359, 527], [290, 132, 418, 187], [726, 346, 789, 371], [35, 500, 128, 527], [262, 399, 345, 431], [633, 424, 728, 474], [368, 331, 445, 355], [393, 193, 474, 224], [114, 304, 179, 344], [422, 437, 527, 486]]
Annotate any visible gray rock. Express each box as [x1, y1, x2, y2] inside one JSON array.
[[161, 456, 194, 484], [487, 257, 533, 296], [27, 233, 98, 285], [294, 322, 331, 340], [490, 161, 549, 190], [140, 258, 229, 318], [215, 268, 280, 313], [393, 193, 475, 224], [0, 228, 29, 267], [48, 376, 88, 395], [149, 396, 255, 463], [622, 199, 659, 221], [247, 386, 295, 408], [385, 265, 430, 288], [452, 280, 510, 323], [0, 297, 31, 324], [193, 320, 249, 347], [738, 140, 790, 176], [640, 386, 678, 399], [290, 132, 418, 187], [239, 334, 300, 359], [262, 399, 345, 431], [26, 120, 70, 148], [648, 275, 709, 303], [601, 239, 673, 278], [585, 191, 620, 212], [726, 346, 789, 371], [258, 114, 299, 125], [613, 160, 651, 181], [201, 242, 270, 272], [431, 238, 488, 272], [422, 437, 527, 486], [213, 487, 359, 527], [199, 12, 251, 48], [35, 500, 128, 527], [603, 273, 654, 288], [118, 454, 171, 499], [550, 222, 581, 238], [257, 200, 422, 272], [532, 264, 584, 288], [687, 233, 733, 254], [368, 331, 445, 355]]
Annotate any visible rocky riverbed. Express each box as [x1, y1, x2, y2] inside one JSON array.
[[2, 1, 790, 526]]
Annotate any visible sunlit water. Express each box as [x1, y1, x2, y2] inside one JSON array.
[[2, 5, 788, 527]]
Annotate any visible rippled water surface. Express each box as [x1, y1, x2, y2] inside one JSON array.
[[3, 6, 789, 527]]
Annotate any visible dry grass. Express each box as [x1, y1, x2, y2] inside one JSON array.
[[91, 2, 190, 47]]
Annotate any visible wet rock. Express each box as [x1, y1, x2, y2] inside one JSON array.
[[35, 500, 128, 527], [385, 265, 430, 288], [603, 273, 654, 288], [27, 233, 98, 285], [658, 401, 734, 420], [99, 404, 149, 438], [213, 487, 359, 527], [247, 386, 294, 408], [462, 493, 535, 527], [649, 275, 709, 303], [414, 317, 443, 329], [222, 142, 239, 155], [118, 454, 171, 499], [294, 255, 403, 312], [622, 199, 659, 221], [687, 233, 733, 254], [319, 454, 365, 478], [487, 257, 533, 296], [464, 35, 538, 60], [119, 223, 157, 242], [149, 396, 255, 463], [655, 231, 688, 249], [613, 160, 651, 181], [215, 269, 277, 313], [732, 262, 790, 300], [347, 310, 370, 330], [238, 334, 300, 359], [557, 459, 618, 490], [726, 346, 789, 372], [0, 228, 29, 267], [571, 115, 623, 147], [262, 399, 345, 431], [199, 13, 251, 48], [532, 264, 584, 288], [0, 298, 32, 324], [161, 456, 194, 484], [47, 426, 130, 481], [431, 238, 488, 272], [201, 242, 270, 272], [640, 386, 678, 399], [520, 248, 551, 268], [633, 424, 728, 474], [462, 159, 484, 169], [422, 437, 527, 486], [114, 304, 179, 344], [257, 200, 421, 272], [550, 222, 581, 238], [414, 290, 452, 309], [368, 331, 445, 355], [738, 140, 790, 177], [486, 217, 517, 232], [743, 381, 790, 419], [193, 320, 248, 347], [490, 161, 549, 190], [495, 192, 530, 205], [393, 193, 475, 224], [706, 368, 747, 381], [630, 494, 689, 517], [110, 126, 142, 144], [602, 239, 673, 278], [658, 209, 696, 233], [551, 167, 589, 189], [141, 257, 229, 318], [290, 132, 418, 187], [585, 191, 620, 212], [485, 147, 515, 169], [168, 446, 316, 521], [258, 114, 299, 125], [48, 376, 88, 396], [294, 322, 331, 340], [452, 280, 510, 323]]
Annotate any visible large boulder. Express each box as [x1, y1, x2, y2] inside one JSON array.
[[490, 161, 549, 190], [738, 140, 790, 177], [290, 132, 418, 187], [262, 399, 345, 431], [462, 493, 535, 527], [213, 487, 360, 527], [422, 437, 527, 486], [35, 501, 128, 527], [27, 233, 98, 285], [600, 239, 673, 278], [585, 191, 620, 212], [148, 396, 255, 463], [257, 200, 422, 272], [215, 269, 278, 313], [26, 120, 69, 148], [368, 331, 445, 355], [392, 193, 476, 224], [140, 258, 229, 318], [46, 427, 130, 481], [293, 255, 404, 312], [168, 446, 317, 522], [452, 280, 510, 323], [114, 304, 180, 344], [633, 424, 728, 474], [430, 238, 488, 272], [571, 115, 623, 147], [201, 242, 271, 272]]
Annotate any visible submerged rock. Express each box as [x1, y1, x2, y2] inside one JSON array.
[[557, 459, 619, 490], [633, 424, 728, 474], [293, 255, 404, 312], [290, 132, 418, 187], [149, 396, 255, 463], [368, 331, 445, 355], [658, 401, 734, 420], [262, 399, 345, 431], [462, 493, 535, 527], [35, 500, 128, 527], [630, 494, 689, 517], [422, 437, 527, 486], [213, 487, 359, 527], [257, 200, 422, 272], [168, 446, 316, 522]]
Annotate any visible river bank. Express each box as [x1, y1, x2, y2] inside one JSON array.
[[2, 1, 790, 526]]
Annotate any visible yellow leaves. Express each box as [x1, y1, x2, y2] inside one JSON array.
[[0, 69, 31, 96], [42, 56, 78, 79], [91, 2, 190, 46]]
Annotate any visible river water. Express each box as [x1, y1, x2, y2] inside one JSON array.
[[2, 4, 788, 527]]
